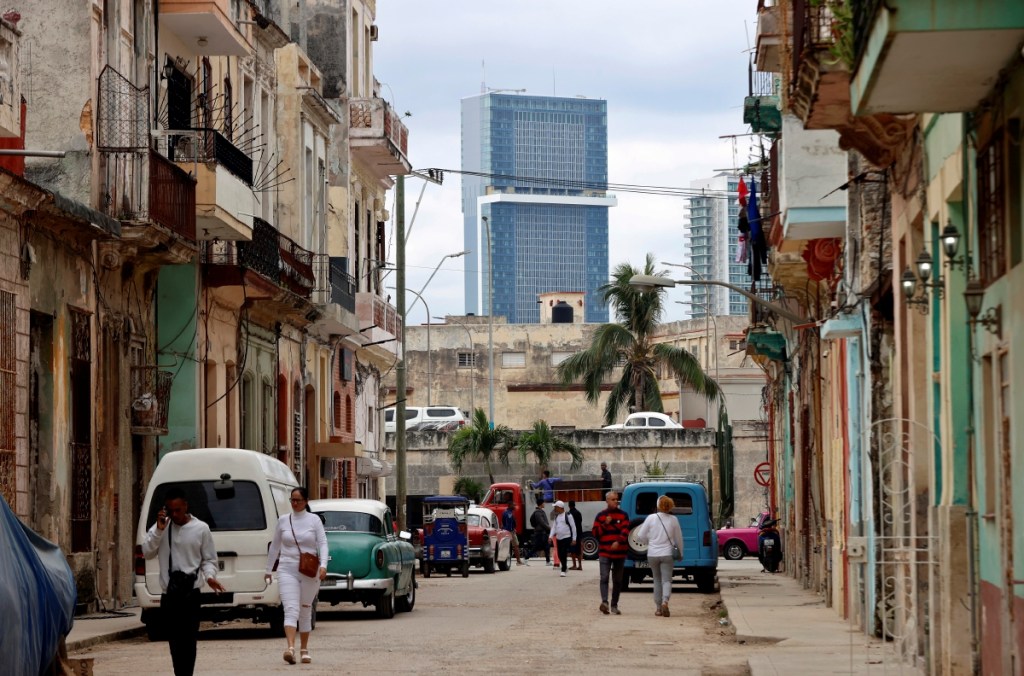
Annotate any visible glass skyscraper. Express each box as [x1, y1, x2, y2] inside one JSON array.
[[461, 92, 615, 323]]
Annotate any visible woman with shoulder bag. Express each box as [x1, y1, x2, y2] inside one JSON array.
[[265, 487, 328, 664], [635, 495, 684, 617]]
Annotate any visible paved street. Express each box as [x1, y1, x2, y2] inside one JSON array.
[[69, 560, 750, 675]]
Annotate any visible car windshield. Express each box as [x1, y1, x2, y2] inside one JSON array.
[[316, 510, 383, 534], [466, 515, 483, 527], [148, 481, 266, 531]]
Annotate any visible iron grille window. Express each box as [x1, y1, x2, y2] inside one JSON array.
[[457, 352, 477, 368], [69, 308, 92, 553], [977, 131, 1005, 283]]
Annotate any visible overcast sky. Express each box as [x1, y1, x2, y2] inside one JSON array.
[[372, 2, 755, 326]]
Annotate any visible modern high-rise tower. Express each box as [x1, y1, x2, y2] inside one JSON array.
[[461, 92, 615, 323]]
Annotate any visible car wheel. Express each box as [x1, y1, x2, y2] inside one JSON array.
[[580, 533, 599, 560], [626, 518, 648, 559], [396, 571, 416, 613], [461, 561, 470, 578], [497, 546, 511, 572], [268, 607, 285, 635], [696, 570, 717, 594], [143, 610, 167, 642], [723, 540, 746, 560], [483, 553, 495, 574], [375, 590, 395, 619], [422, 562, 431, 578]]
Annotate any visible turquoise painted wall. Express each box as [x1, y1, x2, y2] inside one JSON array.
[[157, 264, 199, 456], [887, 0, 1024, 32]]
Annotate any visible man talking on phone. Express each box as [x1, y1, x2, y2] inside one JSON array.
[[142, 487, 224, 676]]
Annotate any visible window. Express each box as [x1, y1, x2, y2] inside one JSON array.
[[502, 352, 526, 368], [977, 130, 1005, 283], [148, 481, 267, 531], [457, 352, 477, 368], [550, 351, 572, 366]]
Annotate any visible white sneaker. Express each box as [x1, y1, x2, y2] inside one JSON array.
[[560, 572, 566, 577]]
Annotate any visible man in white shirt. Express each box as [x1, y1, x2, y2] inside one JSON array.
[[142, 487, 224, 676], [548, 500, 576, 577]]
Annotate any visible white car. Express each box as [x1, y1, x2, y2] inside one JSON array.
[[384, 406, 466, 433], [603, 412, 682, 430]]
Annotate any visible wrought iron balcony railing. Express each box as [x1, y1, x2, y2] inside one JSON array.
[[205, 217, 315, 298], [164, 127, 254, 186], [313, 255, 357, 313]]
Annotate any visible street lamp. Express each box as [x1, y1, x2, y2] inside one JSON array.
[[406, 249, 470, 321], [433, 315, 475, 415], [665, 262, 717, 423], [628, 275, 813, 324], [482, 216, 494, 425], [391, 287, 432, 405]]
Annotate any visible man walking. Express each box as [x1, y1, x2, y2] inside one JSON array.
[[548, 501, 576, 577], [501, 505, 525, 565], [142, 487, 224, 676], [567, 500, 584, 570], [591, 491, 631, 615], [530, 500, 552, 564]]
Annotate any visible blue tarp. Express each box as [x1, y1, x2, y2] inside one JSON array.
[[0, 493, 76, 676]]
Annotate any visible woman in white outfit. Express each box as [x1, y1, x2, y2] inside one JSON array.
[[636, 495, 684, 617], [265, 487, 328, 664]]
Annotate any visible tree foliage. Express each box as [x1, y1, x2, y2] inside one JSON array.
[[447, 408, 514, 485], [516, 420, 584, 471], [557, 254, 720, 425]]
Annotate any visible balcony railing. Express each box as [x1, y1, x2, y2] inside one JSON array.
[[313, 255, 357, 312], [206, 217, 316, 298], [165, 127, 253, 186], [149, 149, 197, 240], [791, 0, 835, 82], [851, 0, 884, 68], [130, 366, 173, 435]]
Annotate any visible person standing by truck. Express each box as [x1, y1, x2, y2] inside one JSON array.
[[591, 491, 630, 615], [548, 501, 576, 577], [530, 501, 552, 564], [567, 501, 584, 570], [531, 470, 561, 503], [501, 504, 525, 565]]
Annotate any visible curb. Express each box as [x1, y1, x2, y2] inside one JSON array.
[[67, 626, 147, 653]]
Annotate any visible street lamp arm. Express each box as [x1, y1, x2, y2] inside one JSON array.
[[629, 275, 813, 324]]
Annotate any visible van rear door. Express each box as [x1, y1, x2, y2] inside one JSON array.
[[631, 487, 701, 563], [144, 480, 276, 595]]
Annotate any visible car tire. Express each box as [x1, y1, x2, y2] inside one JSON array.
[[268, 607, 285, 635], [396, 571, 416, 613], [696, 570, 717, 594], [483, 553, 495, 574], [626, 518, 649, 559], [143, 610, 166, 642], [375, 590, 395, 619], [497, 546, 511, 572], [462, 561, 470, 578], [723, 540, 746, 560], [580, 533, 600, 560]]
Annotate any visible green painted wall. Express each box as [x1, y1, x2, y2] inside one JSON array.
[[887, 0, 1024, 32], [157, 264, 199, 456]]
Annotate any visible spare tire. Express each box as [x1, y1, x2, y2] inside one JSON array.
[[626, 518, 648, 559]]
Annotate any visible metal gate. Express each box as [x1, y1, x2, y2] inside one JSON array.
[[869, 418, 938, 671]]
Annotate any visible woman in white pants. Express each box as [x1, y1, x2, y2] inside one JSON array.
[[265, 487, 328, 664], [636, 495, 684, 617]]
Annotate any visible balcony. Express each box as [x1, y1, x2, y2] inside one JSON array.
[[349, 97, 412, 181], [744, 65, 782, 133], [776, 115, 846, 241], [789, 0, 852, 130], [850, 0, 1024, 115], [356, 292, 402, 363], [130, 367, 173, 436], [203, 218, 317, 321], [159, 0, 250, 56], [755, 0, 787, 74], [0, 17, 20, 138], [159, 128, 255, 241], [310, 256, 360, 337]]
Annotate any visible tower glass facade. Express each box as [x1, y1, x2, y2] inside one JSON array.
[[461, 93, 611, 323]]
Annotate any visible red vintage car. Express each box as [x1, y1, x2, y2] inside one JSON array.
[[467, 506, 513, 573], [716, 511, 771, 560]]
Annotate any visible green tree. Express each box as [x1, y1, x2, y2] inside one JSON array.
[[517, 420, 585, 472], [453, 476, 485, 503], [557, 254, 720, 425], [447, 408, 515, 485]]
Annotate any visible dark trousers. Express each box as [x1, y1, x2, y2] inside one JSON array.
[[532, 530, 551, 562], [556, 538, 572, 573], [163, 590, 201, 676], [599, 557, 625, 606]]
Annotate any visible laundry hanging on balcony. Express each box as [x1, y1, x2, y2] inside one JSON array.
[[746, 179, 768, 282]]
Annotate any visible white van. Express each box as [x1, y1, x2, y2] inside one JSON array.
[[134, 448, 298, 639], [384, 405, 466, 433]]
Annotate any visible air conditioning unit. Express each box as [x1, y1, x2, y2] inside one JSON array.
[[369, 24, 379, 41]]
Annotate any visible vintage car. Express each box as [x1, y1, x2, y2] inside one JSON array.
[[308, 499, 417, 619], [420, 495, 470, 578], [466, 506, 513, 573], [716, 511, 771, 560]]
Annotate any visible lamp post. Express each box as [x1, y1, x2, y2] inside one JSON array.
[[482, 216, 494, 425], [434, 315, 475, 415], [665, 262, 717, 423], [392, 287, 432, 405], [629, 274, 813, 324], [406, 249, 470, 321]]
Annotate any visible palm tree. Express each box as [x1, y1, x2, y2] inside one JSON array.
[[557, 254, 720, 425], [517, 420, 585, 471], [447, 408, 515, 485]]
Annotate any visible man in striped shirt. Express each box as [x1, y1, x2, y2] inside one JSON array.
[[591, 491, 631, 615]]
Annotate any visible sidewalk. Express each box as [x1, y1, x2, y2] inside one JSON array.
[[66, 607, 145, 653], [717, 560, 926, 675]]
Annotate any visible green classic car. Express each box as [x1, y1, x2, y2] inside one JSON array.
[[308, 499, 417, 619]]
